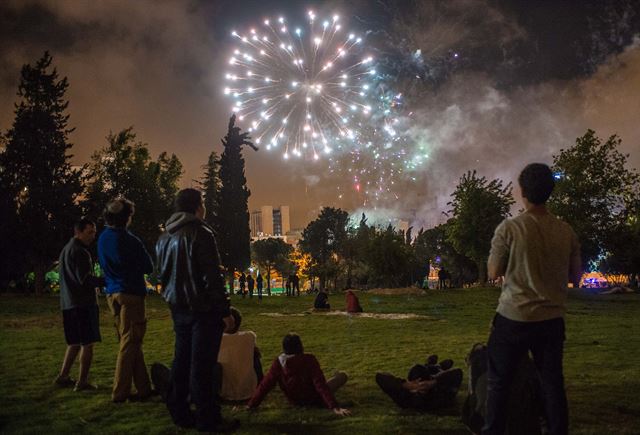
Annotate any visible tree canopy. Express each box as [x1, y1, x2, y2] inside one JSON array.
[[0, 52, 82, 293], [251, 237, 292, 292], [446, 170, 514, 283]]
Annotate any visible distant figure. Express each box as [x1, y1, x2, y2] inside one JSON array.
[[247, 274, 255, 298], [292, 272, 300, 296], [285, 275, 293, 297], [376, 353, 462, 412], [314, 289, 330, 310], [345, 290, 363, 313], [438, 268, 447, 289], [256, 273, 263, 300], [55, 218, 104, 391], [246, 333, 350, 416], [484, 163, 581, 435], [239, 272, 246, 298], [98, 198, 154, 403]]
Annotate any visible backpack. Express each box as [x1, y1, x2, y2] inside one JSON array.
[[461, 343, 545, 435]]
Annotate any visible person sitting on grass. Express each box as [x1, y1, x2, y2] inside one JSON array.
[[376, 353, 463, 411], [313, 288, 330, 310], [246, 333, 351, 416], [152, 307, 263, 403], [345, 290, 363, 313], [215, 307, 263, 401]]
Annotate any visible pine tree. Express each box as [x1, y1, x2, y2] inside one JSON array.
[[217, 115, 258, 290], [0, 52, 82, 293], [200, 151, 222, 235]]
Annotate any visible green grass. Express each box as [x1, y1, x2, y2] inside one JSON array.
[[1, 288, 638, 434]]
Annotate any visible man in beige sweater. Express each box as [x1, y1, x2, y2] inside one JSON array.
[[483, 163, 581, 435]]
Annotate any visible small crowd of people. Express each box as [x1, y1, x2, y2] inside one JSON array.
[[54, 163, 579, 435], [236, 271, 263, 299]]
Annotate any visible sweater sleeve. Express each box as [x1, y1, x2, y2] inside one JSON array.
[[247, 358, 280, 408], [309, 355, 338, 409]]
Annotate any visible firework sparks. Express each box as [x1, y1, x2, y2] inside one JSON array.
[[224, 12, 375, 160]]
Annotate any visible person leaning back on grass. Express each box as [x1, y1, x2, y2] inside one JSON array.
[[97, 198, 154, 403], [54, 218, 105, 391], [246, 333, 351, 416], [483, 163, 582, 435]]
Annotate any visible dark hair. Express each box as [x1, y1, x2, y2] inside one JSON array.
[[228, 307, 242, 334], [518, 163, 555, 205], [174, 188, 203, 214], [282, 333, 304, 355], [74, 218, 96, 233], [103, 198, 135, 227]]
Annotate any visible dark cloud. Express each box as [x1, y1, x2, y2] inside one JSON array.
[[1, 0, 638, 229]]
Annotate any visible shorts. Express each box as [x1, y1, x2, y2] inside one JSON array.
[[63, 305, 102, 345]]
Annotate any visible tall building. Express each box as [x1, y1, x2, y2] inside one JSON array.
[[250, 205, 290, 237]]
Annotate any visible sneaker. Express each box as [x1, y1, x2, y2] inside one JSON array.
[[54, 375, 76, 387], [439, 359, 454, 371], [74, 382, 98, 392], [426, 354, 438, 365]]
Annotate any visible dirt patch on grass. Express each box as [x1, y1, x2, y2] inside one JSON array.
[[260, 311, 437, 320], [366, 287, 427, 295]]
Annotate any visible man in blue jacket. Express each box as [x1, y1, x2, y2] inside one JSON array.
[[156, 188, 238, 432], [98, 198, 154, 403]]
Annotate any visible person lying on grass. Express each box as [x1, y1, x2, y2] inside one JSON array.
[[376, 353, 463, 411], [245, 333, 351, 416]]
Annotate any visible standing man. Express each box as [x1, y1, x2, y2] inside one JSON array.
[[247, 273, 255, 299], [483, 163, 581, 435], [292, 270, 300, 297], [55, 218, 104, 391], [256, 272, 263, 301], [98, 198, 154, 403], [239, 272, 246, 298], [156, 188, 238, 432]]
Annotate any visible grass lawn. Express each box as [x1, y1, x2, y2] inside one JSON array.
[[1, 288, 638, 434]]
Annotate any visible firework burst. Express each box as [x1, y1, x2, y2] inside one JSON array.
[[224, 11, 376, 160]]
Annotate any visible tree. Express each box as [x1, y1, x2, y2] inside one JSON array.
[[0, 52, 83, 293], [299, 207, 349, 290], [83, 127, 183, 253], [251, 238, 292, 295], [216, 115, 258, 289], [446, 171, 514, 283], [548, 130, 640, 271], [200, 151, 222, 236], [364, 224, 413, 288]]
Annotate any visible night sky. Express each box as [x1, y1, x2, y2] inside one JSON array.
[[1, 0, 639, 229]]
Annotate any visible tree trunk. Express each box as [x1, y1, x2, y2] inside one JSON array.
[[34, 262, 47, 295], [267, 265, 271, 296], [477, 260, 487, 286]]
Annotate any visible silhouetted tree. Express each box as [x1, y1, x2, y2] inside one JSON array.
[[83, 127, 183, 253], [446, 171, 513, 284], [200, 151, 222, 236], [216, 115, 258, 289], [549, 129, 640, 271], [0, 52, 82, 293], [251, 238, 292, 295]]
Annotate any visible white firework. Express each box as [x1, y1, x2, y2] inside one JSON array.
[[224, 11, 375, 160]]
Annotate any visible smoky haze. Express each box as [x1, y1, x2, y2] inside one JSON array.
[[1, 0, 638, 230]]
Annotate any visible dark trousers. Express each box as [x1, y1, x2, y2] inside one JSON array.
[[483, 314, 568, 435], [376, 369, 463, 411], [167, 305, 224, 431]]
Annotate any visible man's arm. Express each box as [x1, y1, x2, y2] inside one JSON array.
[[74, 250, 105, 290], [488, 221, 509, 280], [195, 226, 230, 316]]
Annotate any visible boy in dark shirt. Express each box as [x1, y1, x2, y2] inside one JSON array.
[[55, 218, 105, 391]]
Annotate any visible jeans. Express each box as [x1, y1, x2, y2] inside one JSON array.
[[483, 314, 568, 435], [167, 305, 225, 431]]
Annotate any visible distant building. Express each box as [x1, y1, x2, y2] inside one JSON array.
[[250, 205, 291, 238]]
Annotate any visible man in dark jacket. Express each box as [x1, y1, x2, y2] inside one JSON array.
[[98, 198, 154, 403], [55, 218, 104, 391], [156, 188, 238, 433]]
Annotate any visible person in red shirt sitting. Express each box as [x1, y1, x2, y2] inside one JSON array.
[[246, 333, 351, 416], [345, 290, 363, 313]]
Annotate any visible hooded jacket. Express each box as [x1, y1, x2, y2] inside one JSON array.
[[155, 212, 230, 315]]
